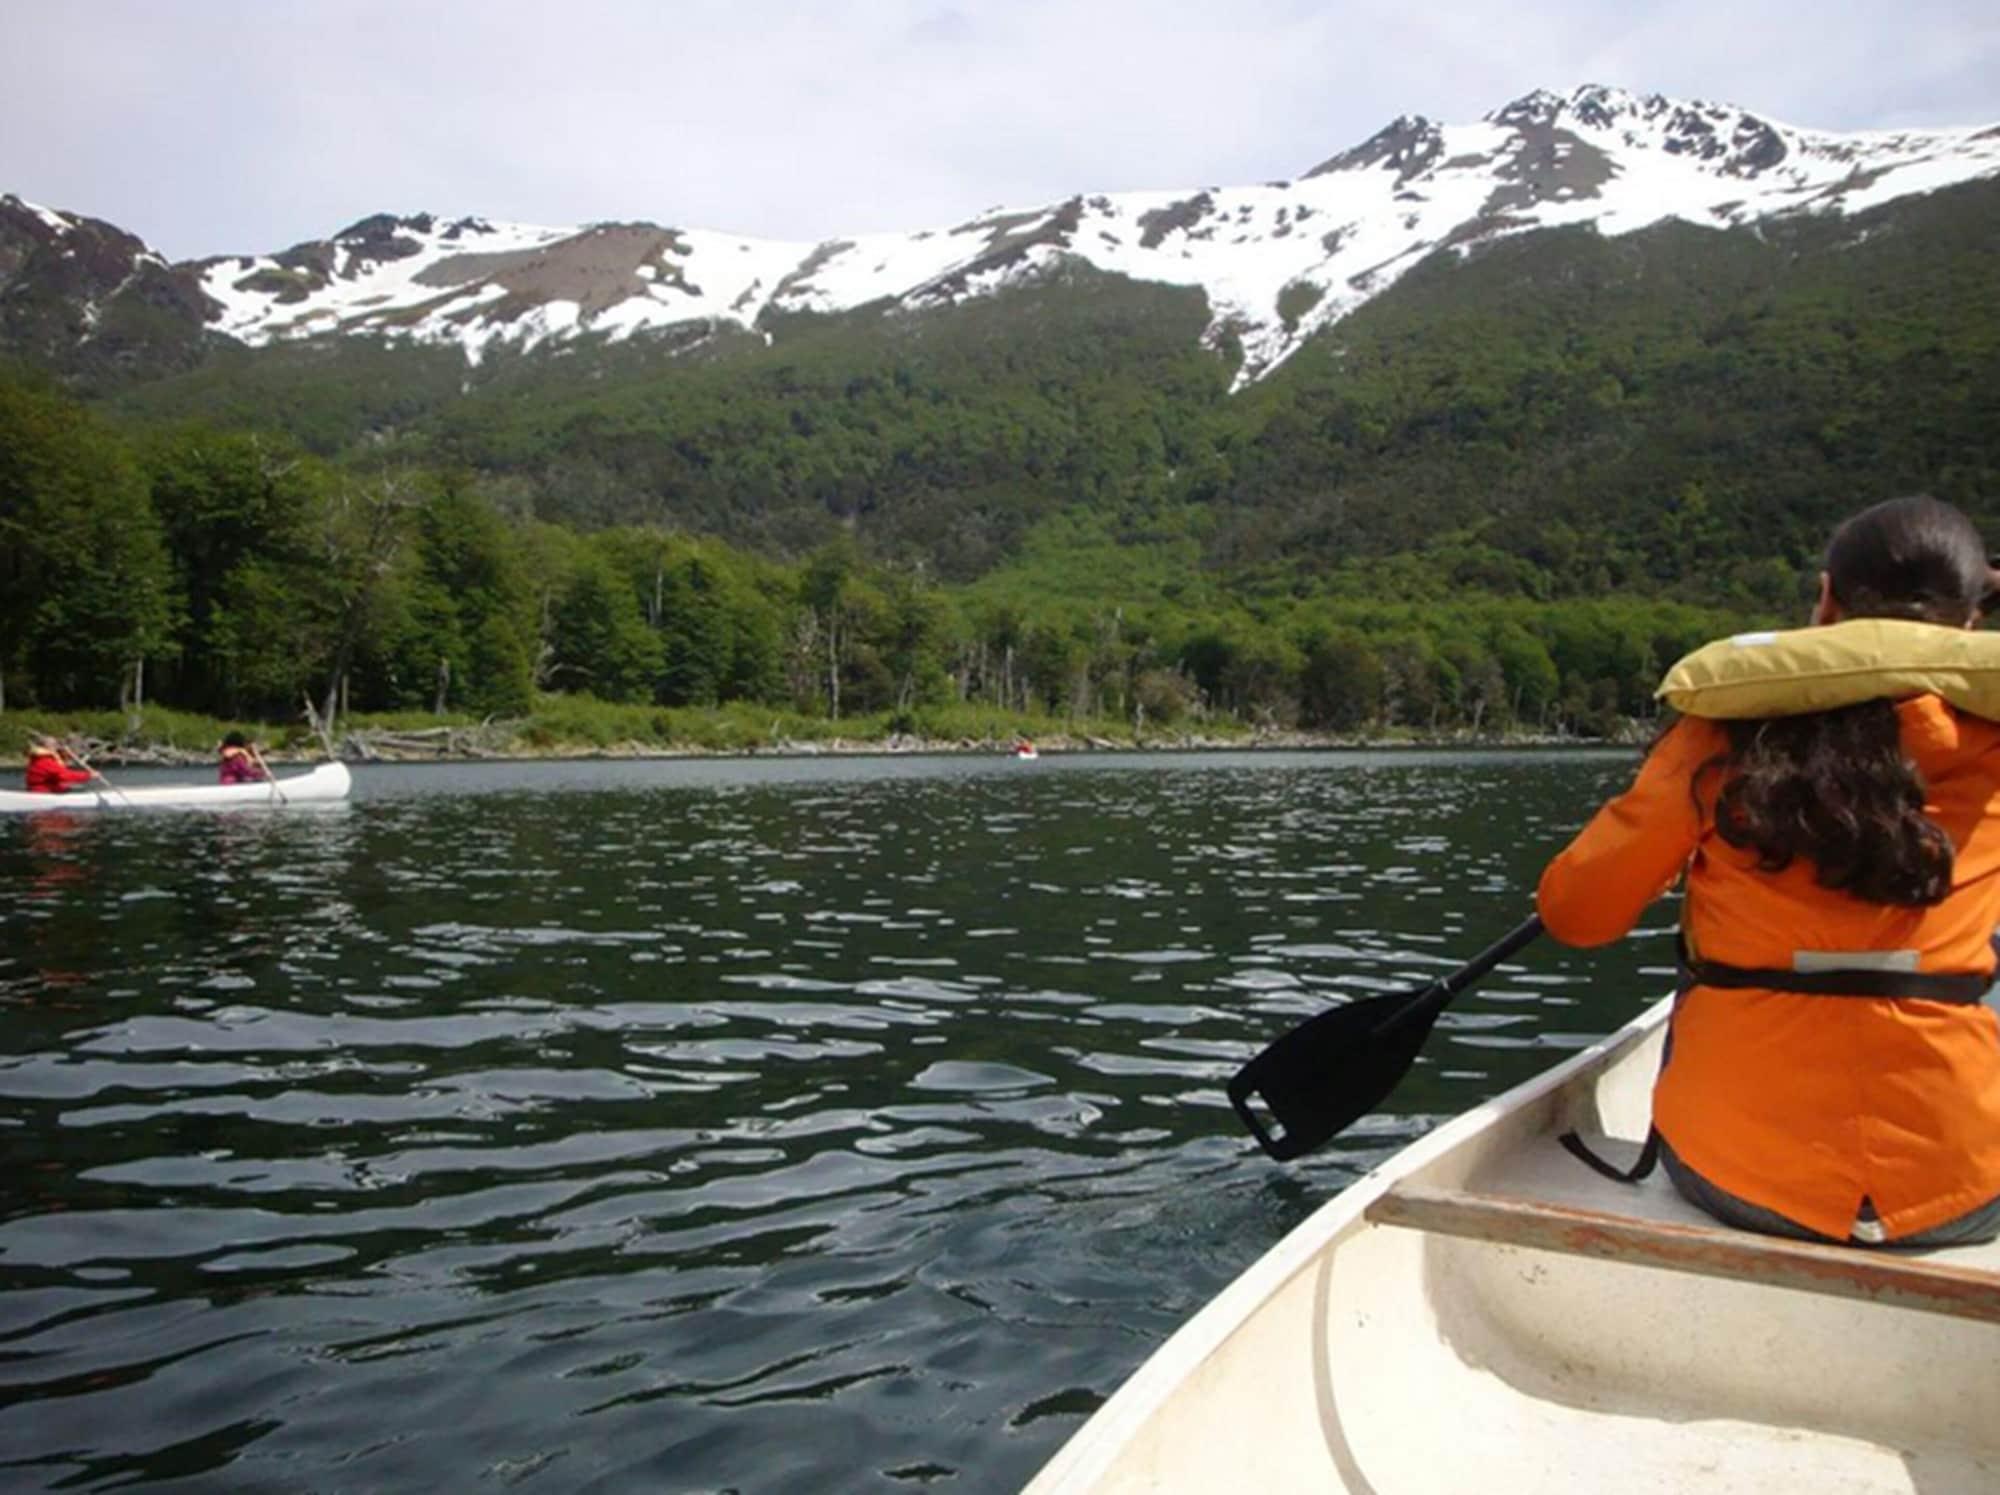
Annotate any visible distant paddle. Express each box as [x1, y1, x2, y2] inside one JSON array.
[[66, 742, 134, 809], [248, 743, 287, 805], [1228, 915, 1545, 1161]]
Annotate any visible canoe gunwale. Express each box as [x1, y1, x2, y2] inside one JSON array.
[[0, 761, 352, 813], [1024, 995, 1674, 1493]]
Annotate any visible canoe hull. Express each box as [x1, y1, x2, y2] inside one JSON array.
[[1027, 998, 2000, 1494], [0, 761, 352, 813]]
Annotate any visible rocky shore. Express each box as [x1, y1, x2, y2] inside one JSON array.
[[3, 721, 1628, 768]]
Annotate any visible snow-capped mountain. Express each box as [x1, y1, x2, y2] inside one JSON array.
[[9, 85, 2000, 388]]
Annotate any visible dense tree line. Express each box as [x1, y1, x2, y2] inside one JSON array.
[[2, 369, 1742, 738]]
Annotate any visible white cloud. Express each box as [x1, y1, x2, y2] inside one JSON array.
[[2, 0, 1996, 260]]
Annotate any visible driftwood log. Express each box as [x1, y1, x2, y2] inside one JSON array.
[[340, 721, 514, 761], [64, 736, 206, 767]]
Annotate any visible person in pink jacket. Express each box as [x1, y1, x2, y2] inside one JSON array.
[[218, 731, 271, 785]]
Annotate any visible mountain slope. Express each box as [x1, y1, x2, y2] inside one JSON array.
[[7, 84, 2000, 606], [1215, 172, 2000, 599], [9, 84, 1999, 392], [100, 173, 1998, 601], [0, 197, 215, 382]]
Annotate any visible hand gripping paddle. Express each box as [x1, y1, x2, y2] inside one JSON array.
[[1228, 915, 1545, 1161]]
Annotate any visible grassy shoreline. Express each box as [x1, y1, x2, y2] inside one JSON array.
[[0, 699, 1633, 767]]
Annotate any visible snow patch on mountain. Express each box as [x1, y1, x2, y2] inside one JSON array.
[[23, 199, 78, 238], [151, 84, 2000, 385]]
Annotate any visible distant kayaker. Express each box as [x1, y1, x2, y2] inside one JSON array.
[[23, 735, 93, 794], [1538, 494, 2000, 1248], [218, 731, 271, 785]]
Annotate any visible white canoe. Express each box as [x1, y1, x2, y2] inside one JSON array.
[[1026, 997, 2000, 1494], [0, 761, 351, 814]]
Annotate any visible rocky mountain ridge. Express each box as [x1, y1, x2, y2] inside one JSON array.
[[6, 84, 1999, 389]]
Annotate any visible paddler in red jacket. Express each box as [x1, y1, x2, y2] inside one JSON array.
[[23, 735, 94, 794]]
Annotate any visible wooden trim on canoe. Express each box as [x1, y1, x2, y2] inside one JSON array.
[[1367, 1185, 2000, 1325]]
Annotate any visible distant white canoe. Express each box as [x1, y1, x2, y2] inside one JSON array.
[[0, 761, 352, 814], [1026, 996, 2000, 1494]]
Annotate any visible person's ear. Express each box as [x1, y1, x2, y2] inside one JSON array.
[[1978, 562, 2000, 628], [1810, 572, 1840, 626]]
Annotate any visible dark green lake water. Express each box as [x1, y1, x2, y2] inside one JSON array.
[[0, 750, 1672, 1492]]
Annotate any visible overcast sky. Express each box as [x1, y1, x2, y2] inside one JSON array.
[[5, 0, 1997, 261]]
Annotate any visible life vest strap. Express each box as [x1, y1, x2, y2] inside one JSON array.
[[1560, 1127, 1661, 1184], [1678, 935, 1990, 1004]]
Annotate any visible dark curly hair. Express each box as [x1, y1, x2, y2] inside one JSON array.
[[1710, 495, 1992, 907]]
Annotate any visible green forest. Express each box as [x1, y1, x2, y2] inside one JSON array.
[[0, 368, 1739, 749], [5, 176, 1997, 751]]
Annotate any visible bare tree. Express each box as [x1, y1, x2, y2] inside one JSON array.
[[316, 470, 424, 741]]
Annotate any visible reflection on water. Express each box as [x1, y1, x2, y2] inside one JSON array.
[[0, 750, 1662, 1491]]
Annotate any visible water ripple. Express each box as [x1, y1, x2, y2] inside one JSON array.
[[0, 749, 1654, 1491]]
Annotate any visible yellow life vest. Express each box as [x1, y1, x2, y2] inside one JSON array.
[[1657, 617, 2000, 720]]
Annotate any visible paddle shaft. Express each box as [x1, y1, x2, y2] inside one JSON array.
[[63, 743, 133, 807], [1372, 914, 1546, 1035], [248, 743, 287, 803]]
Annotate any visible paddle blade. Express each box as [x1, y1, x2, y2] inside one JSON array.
[[1227, 987, 1445, 1161]]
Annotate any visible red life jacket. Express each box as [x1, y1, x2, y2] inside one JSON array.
[[25, 751, 91, 794]]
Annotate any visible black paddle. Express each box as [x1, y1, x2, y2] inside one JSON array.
[[1228, 915, 1545, 1161]]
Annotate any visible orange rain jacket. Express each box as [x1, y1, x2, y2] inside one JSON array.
[[1538, 697, 2000, 1241]]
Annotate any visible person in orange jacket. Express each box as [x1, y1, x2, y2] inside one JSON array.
[[1539, 494, 2000, 1248], [23, 734, 94, 794]]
